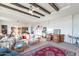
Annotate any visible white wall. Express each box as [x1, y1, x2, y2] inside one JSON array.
[[73, 14, 79, 36], [37, 14, 79, 44], [38, 15, 72, 43], [48, 15, 72, 43], [0, 21, 27, 34], [73, 14, 79, 44], [0, 13, 79, 44]]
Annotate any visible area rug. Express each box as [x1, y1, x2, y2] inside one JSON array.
[[21, 44, 76, 56]]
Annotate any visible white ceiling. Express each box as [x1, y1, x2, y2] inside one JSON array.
[[0, 3, 79, 24]]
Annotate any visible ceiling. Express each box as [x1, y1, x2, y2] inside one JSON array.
[[0, 3, 79, 24]]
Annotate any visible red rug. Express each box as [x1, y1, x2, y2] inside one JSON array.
[[32, 46, 65, 56], [21, 45, 76, 56]]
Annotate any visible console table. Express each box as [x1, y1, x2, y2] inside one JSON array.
[[53, 34, 64, 43]]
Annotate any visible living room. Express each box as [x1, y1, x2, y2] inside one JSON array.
[[0, 3, 79, 56]]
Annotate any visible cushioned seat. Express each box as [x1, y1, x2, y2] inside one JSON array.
[[9, 51, 19, 56], [0, 48, 11, 53], [0, 48, 19, 56]]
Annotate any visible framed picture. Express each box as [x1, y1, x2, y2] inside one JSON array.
[[22, 27, 28, 33], [53, 29, 61, 34], [1, 25, 7, 34], [42, 27, 47, 33]]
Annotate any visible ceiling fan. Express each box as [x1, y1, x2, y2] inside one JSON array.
[[28, 5, 39, 15]]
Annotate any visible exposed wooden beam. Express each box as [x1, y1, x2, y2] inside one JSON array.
[[0, 3, 40, 18], [30, 3, 51, 14], [49, 3, 59, 11], [11, 3, 45, 16]]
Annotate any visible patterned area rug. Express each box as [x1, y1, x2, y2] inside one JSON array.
[[21, 45, 76, 56]]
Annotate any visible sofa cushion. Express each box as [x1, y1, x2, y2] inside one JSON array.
[[0, 48, 11, 53]]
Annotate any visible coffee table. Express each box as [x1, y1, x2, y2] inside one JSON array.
[[14, 45, 28, 52]]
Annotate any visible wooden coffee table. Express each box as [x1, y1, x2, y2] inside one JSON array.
[[14, 45, 28, 52]]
